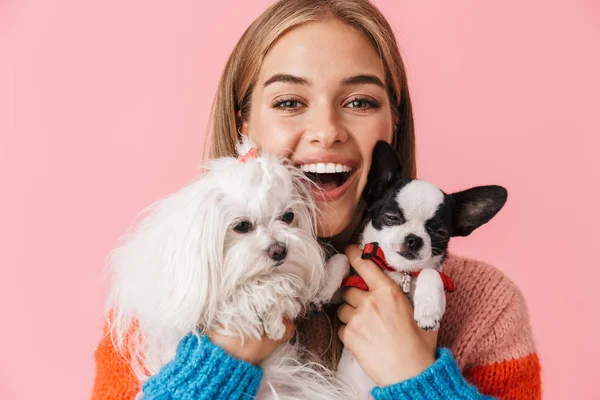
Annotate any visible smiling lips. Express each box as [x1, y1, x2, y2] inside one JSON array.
[[296, 160, 358, 202]]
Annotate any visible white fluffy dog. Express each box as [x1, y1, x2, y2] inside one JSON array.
[[105, 140, 350, 399]]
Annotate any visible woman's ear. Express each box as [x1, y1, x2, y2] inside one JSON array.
[[363, 141, 403, 206], [236, 110, 249, 137]]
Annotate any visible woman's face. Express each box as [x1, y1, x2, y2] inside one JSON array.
[[241, 19, 395, 238]]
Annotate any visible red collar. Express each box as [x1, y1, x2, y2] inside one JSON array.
[[341, 242, 455, 293]]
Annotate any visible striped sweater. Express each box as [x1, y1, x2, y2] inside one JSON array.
[[91, 254, 542, 399]]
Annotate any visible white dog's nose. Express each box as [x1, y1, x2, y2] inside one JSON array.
[[267, 242, 287, 262]]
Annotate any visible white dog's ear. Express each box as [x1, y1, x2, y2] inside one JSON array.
[[107, 176, 226, 343]]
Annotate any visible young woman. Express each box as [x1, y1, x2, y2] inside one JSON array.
[[92, 1, 541, 398]]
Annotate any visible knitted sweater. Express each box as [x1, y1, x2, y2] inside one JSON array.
[[91, 254, 542, 399], [141, 335, 489, 400]]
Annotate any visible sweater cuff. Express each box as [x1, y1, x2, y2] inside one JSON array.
[[142, 334, 263, 400], [370, 348, 490, 400]]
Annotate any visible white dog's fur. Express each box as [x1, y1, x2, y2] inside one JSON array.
[[106, 139, 350, 399]]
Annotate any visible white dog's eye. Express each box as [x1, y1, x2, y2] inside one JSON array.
[[233, 220, 253, 233], [281, 211, 295, 224]]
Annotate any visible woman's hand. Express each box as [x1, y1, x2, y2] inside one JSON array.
[[337, 245, 438, 387], [208, 319, 295, 365]]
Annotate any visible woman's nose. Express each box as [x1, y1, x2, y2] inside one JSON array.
[[305, 105, 348, 147]]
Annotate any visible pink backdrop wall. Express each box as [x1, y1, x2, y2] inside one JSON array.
[[1, 0, 598, 398]]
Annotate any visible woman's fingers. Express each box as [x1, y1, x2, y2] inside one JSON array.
[[337, 323, 347, 344], [420, 328, 438, 354], [337, 303, 357, 324], [341, 287, 368, 307], [344, 245, 394, 291]]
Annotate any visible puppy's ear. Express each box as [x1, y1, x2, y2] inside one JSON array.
[[449, 185, 508, 237], [363, 141, 403, 206]]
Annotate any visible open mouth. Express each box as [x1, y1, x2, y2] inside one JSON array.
[[298, 163, 357, 202]]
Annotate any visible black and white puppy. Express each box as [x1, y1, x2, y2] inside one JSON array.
[[337, 141, 507, 399], [360, 140, 507, 329]]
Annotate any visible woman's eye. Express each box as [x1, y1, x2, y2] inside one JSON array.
[[281, 211, 295, 224], [273, 98, 304, 110], [233, 220, 253, 233], [344, 97, 381, 111]]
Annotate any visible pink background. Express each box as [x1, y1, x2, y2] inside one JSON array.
[[1, 0, 598, 398]]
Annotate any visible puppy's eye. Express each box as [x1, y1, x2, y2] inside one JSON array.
[[383, 213, 401, 224], [281, 211, 295, 224], [233, 220, 253, 233]]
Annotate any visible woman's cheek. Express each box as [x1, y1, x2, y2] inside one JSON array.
[[253, 117, 304, 156]]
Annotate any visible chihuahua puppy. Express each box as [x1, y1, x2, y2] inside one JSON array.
[[336, 140, 508, 399]]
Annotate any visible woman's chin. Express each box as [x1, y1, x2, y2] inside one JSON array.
[[317, 220, 345, 239], [315, 203, 355, 239], [313, 176, 364, 240]]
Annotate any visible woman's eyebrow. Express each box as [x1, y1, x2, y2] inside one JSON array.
[[264, 74, 310, 87], [343, 74, 385, 88], [262, 73, 385, 88]]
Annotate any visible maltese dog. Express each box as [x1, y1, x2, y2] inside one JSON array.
[[105, 139, 350, 399]]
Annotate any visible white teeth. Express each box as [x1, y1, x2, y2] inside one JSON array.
[[299, 163, 353, 173]]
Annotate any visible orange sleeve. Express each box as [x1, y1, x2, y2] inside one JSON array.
[[465, 353, 542, 400], [461, 284, 543, 400], [91, 324, 140, 400]]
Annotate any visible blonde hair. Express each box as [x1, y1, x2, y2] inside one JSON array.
[[204, 0, 417, 367]]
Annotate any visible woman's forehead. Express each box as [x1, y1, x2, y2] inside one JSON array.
[[257, 20, 385, 88]]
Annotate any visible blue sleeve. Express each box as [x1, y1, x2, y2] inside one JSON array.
[[370, 348, 494, 400], [142, 334, 263, 400]]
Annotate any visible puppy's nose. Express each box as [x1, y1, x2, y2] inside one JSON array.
[[405, 234, 423, 251], [267, 243, 287, 262]]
